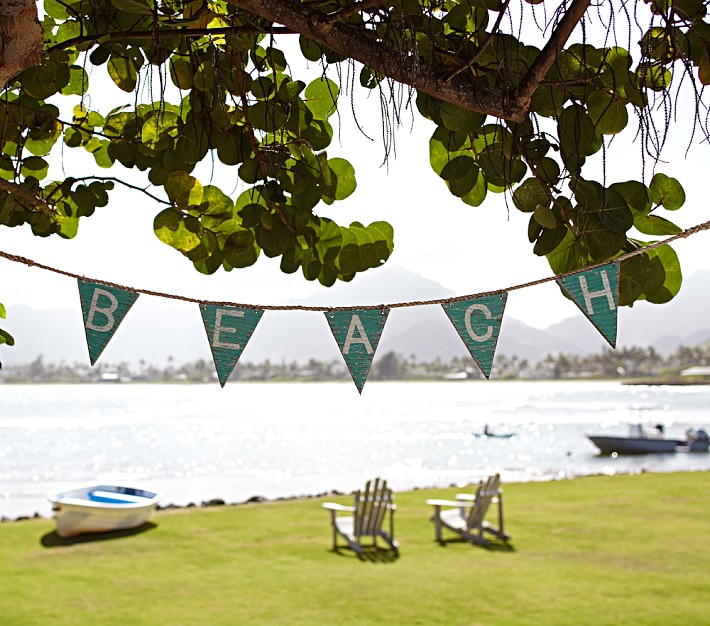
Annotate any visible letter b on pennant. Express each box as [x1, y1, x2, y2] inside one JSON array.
[[78, 280, 139, 365], [443, 293, 507, 379]]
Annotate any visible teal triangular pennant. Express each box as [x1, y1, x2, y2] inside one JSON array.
[[557, 263, 619, 348], [200, 304, 263, 387], [442, 293, 507, 379], [78, 280, 139, 365], [326, 309, 389, 394]]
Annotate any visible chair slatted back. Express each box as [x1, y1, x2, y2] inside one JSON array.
[[354, 478, 393, 536], [466, 473, 501, 527]]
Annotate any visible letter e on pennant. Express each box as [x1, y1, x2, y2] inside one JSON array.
[[200, 304, 263, 387]]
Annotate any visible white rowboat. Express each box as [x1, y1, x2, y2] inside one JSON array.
[[47, 484, 161, 538]]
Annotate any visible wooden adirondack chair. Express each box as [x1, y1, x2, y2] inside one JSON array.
[[427, 473, 510, 546], [322, 478, 398, 556]]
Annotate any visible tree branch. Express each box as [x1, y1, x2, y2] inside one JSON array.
[[46, 25, 293, 54], [231, 0, 527, 121], [0, 178, 55, 215], [515, 0, 592, 111]]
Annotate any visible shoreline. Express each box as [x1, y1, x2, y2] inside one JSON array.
[[4, 467, 707, 524]]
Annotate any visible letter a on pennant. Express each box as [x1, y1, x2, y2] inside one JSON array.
[[442, 293, 507, 379], [200, 304, 263, 387], [78, 280, 139, 365], [326, 309, 389, 394], [557, 263, 619, 348]]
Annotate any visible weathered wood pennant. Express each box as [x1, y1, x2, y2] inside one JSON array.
[[442, 293, 507, 379], [78, 280, 139, 365], [557, 263, 619, 348], [326, 309, 389, 393], [200, 304, 263, 387]]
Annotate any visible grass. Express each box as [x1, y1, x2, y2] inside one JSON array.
[[2, 472, 710, 625]]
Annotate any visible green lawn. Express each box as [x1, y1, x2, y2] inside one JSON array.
[[2, 472, 709, 625]]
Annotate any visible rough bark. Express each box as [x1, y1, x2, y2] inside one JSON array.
[[233, 0, 526, 121], [232, 0, 589, 122], [0, 0, 43, 89]]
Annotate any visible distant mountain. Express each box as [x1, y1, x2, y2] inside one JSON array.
[[1, 266, 708, 366]]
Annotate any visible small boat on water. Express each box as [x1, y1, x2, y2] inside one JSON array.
[[474, 425, 515, 439], [47, 484, 161, 538], [587, 424, 709, 456]]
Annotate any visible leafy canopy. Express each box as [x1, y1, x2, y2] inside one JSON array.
[[0, 0, 708, 311]]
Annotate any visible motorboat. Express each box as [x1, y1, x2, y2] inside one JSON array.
[[587, 424, 709, 456], [47, 484, 161, 538]]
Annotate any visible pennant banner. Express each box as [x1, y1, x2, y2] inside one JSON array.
[[326, 309, 389, 394], [78, 280, 139, 365], [200, 304, 263, 387], [443, 293, 507, 379], [557, 263, 619, 348]]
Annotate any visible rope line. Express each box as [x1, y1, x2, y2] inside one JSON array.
[[1, 218, 709, 311]]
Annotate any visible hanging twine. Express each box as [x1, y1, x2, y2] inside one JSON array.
[[1, 218, 709, 311]]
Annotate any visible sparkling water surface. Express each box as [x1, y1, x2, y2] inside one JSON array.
[[2, 380, 710, 519]]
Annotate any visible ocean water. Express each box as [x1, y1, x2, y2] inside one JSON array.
[[2, 380, 710, 519]]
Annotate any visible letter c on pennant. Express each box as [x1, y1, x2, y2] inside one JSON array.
[[464, 303, 493, 343]]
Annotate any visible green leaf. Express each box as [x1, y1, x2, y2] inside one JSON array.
[[546, 229, 586, 275], [60, 66, 89, 96], [109, 0, 153, 15], [108, 52, 138, 92], [438, 102, 484, 132], [223, 230, 259, 268], [633, 214, 682, 236], [644, 245, 682, 303], [618, 253, 650, 306], [299, 36, 324, 62], [20, 156, 49, 180], [165, 171, 203, 207], [513, 178, 549, 212], [0, 328, 15, 346], [587, 92, 628, 135], [648, 173, 685, 210], [600, 190, 633, 234], [170, 57, 194, 90], [534, 204, 557, 229], [327, 158, 357, 200], [609, 181, 650, 215], [577, 212, 626, 261], [21, 65, 58, 100], [304, 78, 339, 121], [0, 302, 5, 319], [440, 155, 476, 182]]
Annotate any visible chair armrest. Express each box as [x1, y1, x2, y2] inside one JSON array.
[[426, 499, 475, 508], [322, 503, 356, 512], [456, 494, 477, 501]]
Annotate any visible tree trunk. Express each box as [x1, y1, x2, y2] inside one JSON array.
[[0, 0, 43, 89]]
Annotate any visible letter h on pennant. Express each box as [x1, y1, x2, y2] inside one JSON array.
[[557, 263, 619, 348]]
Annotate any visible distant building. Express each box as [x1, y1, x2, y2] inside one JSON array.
[[681, 366, 710, 377]]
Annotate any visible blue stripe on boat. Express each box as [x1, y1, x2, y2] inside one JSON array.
[[88, 490, 143, 504]]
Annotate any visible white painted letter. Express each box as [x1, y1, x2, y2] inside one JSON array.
[[343, 315, 373, 355], [464, 304, 493, 343], [579, 271, 615, 315], [85, 288, 118, 332], [212, 309, 245, 349]]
